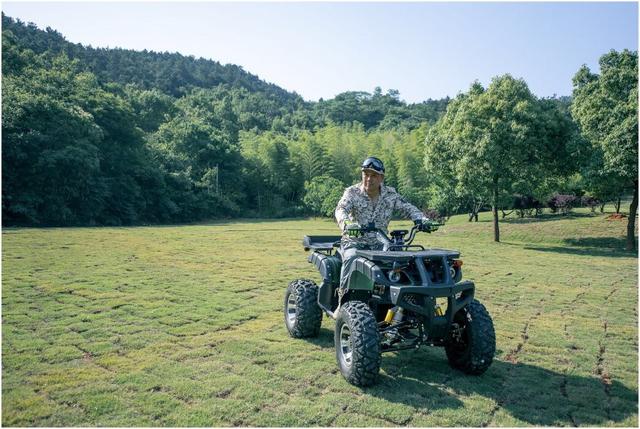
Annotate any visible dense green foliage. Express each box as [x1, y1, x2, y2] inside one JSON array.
[[425, 76, 581, 241], [1, 15, 300, 105], [571, 49, 638, 250], [2, 53, 169, 225], [2, 15, 637, 240], [2, 15, 448, 226], [303, 175, 345, 217]]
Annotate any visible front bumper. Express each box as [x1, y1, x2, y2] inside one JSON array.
[[388, 280, 475, 339]]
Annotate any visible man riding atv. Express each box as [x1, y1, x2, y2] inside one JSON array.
[[336, 156, 439, 290], [284, 156, 495, 386]]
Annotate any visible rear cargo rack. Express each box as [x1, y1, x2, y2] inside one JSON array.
[[302, 235, 342, 252]]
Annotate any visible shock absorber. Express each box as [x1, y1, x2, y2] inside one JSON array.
[[384, 306, 404, 324]]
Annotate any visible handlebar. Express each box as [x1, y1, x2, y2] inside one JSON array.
[[352, 221, 444, 251]]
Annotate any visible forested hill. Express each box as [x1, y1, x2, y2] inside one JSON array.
[[2, 14, 449, 131], [2, 13, 637, 250], [2, 14, 451, 227], [1, 14, 302, 104]]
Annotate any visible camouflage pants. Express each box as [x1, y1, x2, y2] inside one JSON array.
[[338, 246, 358, 290]]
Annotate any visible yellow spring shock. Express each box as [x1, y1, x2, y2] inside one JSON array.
[[384, 307, 396, 323]]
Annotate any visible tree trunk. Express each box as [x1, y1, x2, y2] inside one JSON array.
[[469, 205, 480, 222], [616, 196, 622, 214], [600, 202, 605, 213], [625, 180, 638, 252], [492, 177, 500, 242], [501, 209, 514, 219]]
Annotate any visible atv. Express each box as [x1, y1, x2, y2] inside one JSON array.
[[284, 221, 496, 386]]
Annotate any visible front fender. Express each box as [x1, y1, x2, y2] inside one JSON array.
[[345, 257, 386, 291]]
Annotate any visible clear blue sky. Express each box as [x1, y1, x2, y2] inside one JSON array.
[[2, 1, 638, 103]]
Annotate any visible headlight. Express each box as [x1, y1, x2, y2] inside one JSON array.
[[388, 270, 402, 283]]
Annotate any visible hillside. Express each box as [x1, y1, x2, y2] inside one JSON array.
[[2, 13, 448, 129], [1, 14, 450, 227], [1, 13, 302, 104]]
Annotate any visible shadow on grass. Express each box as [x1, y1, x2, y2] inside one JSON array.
[[525, 236, 638, 258], [455, 212, 597, 224], [501, 212, 596, 224], [525, 245, 635, 258], [564, 236, 633, 249], [306, 327, 335, 349], [365, 350, 637, 426]]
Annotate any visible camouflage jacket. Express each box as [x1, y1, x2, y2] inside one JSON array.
[[335, 183, 427, 248]]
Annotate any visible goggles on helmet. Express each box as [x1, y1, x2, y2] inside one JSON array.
[[361, 157, 385, 174]]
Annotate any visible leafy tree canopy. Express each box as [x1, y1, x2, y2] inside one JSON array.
[[572, 49, 638, 250]]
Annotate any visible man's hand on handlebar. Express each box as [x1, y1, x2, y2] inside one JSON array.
[[414, 219, 443, 233], [343, 221, 362, 237]]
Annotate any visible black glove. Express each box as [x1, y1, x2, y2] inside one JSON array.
[[344, 221, 362, 237], [415, 219, 440, 233]]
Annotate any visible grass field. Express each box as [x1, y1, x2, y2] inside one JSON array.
[[2, 209, 638, 426]]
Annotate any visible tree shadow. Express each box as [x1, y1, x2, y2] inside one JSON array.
[[524, 235, 638, 258], [501, 212, 596, 224], [563, 236, 633, 249], [524, 245, 635, 258], [461, 213, 594, 224], [363, 349, 637, 426]]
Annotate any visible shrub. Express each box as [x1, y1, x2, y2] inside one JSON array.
[[548, 194, 577, 215], [303, 176, 345, 217], [424, 208, 444, 222], [513, 195, 544, 217], [581, 195, 600, 213]]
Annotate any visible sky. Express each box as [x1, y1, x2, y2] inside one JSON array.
[[2, 1, 638, 103]]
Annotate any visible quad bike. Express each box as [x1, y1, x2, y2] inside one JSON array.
[[284, 221, 496, 386]]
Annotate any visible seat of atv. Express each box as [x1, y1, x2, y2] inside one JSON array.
[[356, 248, 460, 262], [303, 235, 342, 251]]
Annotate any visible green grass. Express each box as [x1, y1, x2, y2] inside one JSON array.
[[2, 209, 638, 426]]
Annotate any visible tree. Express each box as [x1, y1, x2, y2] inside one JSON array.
[[239, 131, 304, 216], [123, 85, 178, 132], [288, 131, 332, 183], [571, 49, 638, 251], [2, 29, 35, 75], [2, 53, 167, 225], [148, 88, 245, 219], [303, 176, 345, 217], [426, 76, 576, 242], [394, 124, 431, 210], [582, 148, 629, 213]]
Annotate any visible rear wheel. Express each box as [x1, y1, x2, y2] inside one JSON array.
[[335, 301, 381, 386], [284, 279, 322, 338], [445, 299, 495, 375]]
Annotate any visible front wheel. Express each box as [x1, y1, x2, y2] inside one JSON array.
[[445, 299, 496, 375], [335, 301, 381, 386], [284, 279, 322, 338]]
